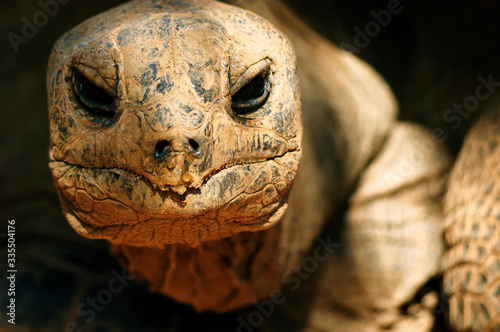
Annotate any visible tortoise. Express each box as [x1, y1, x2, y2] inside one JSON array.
[[12, 0, 497, 331]]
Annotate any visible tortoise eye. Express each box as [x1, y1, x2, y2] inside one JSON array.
[[73, 72, 116, 118], [232, 70, 270, 115]]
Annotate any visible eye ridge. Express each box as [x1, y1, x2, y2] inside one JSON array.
[[73, 71, 116, 118], [232, 71, 270, 115]]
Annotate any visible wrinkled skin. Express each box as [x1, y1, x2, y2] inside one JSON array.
[[48, 0, 301, 248], [48, 0, 466, 329]]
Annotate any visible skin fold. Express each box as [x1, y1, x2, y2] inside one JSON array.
[[49, 1, 494, 331]]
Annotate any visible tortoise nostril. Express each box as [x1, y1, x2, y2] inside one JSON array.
[[188, 139, 201, 155], [154, 139, 201, 160], [153, 140, 171, 160]]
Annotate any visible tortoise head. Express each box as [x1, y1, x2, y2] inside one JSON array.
[[47, 0, 301, 247]]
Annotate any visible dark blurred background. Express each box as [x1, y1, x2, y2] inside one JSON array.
[[1, 0, 499, 331]]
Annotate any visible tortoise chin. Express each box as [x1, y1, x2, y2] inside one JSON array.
[[49, 150, 299, 247]]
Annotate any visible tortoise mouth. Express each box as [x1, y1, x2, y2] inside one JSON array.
[[49, 151, 289, 203], [50, 158, 266, 211], [49, 151, 299, 247]]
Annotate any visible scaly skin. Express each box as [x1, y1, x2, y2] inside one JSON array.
[[48, 0, 305, 312], [48, 0, 453, 326], [443, 108, 500, 332], [47, 0, 301, 248]]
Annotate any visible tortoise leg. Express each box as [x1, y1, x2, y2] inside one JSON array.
[[259, 122, 451, 332], [301, 122, 452, 332], [443, 109, 500, 332]]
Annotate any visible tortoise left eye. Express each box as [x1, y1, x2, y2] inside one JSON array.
[[231, 70, 270, 115], [73, 72, 116, 118]]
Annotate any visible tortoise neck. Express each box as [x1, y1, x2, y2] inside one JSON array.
[[111, 226, 287, 312]]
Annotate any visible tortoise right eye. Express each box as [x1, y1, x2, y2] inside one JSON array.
[[73, 72, 116, 118]]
